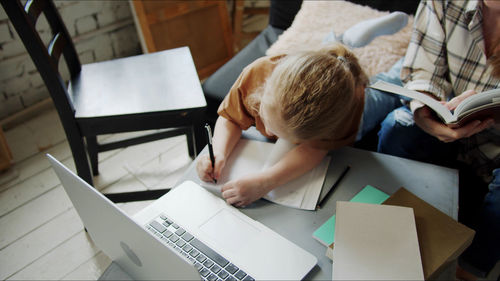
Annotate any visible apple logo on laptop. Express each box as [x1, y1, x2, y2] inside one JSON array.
[[120, 241, 142, 267]]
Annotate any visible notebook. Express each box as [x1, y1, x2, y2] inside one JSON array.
[[383, 188, 475, 279], [313, 185, 390, 246], [201, 138, 330, 210], [333, 201, 424, 280], [47, 154, 317, 280]]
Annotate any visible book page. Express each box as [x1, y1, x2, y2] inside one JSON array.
[[370, 81, 455, 123], [455, 88, 500, 117]]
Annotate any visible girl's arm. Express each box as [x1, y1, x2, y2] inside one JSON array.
[[221, 144, 328, 206], [196, 116, 242, 182]]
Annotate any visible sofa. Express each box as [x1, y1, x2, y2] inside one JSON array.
[[202, 0, 420, 125]]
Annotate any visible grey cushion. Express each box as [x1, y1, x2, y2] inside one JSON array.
[[202, 26, 284, 102]]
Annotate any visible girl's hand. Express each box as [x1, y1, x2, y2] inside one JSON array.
[[219, 143, 327, 207], [221, 174, 270, 207], [196, 116, 242, 182], [196, 152, 226, 183]]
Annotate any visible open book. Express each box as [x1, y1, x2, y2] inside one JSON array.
[[201, 138, 330, 210], [370, 81, 500, 127]]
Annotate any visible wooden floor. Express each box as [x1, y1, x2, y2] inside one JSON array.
[[0, 107, 195, 280]]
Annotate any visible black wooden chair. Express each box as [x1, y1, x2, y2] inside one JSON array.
[[1, 0, 207, 202]]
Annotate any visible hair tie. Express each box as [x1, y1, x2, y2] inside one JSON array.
[[337, 56, 347, 63]]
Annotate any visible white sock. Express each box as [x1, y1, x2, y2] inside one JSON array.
[[323, 12, 409, 48], [342, 11, 408, 48]]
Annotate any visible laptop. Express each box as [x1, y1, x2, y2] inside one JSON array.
[[47, 154, 317, 280]]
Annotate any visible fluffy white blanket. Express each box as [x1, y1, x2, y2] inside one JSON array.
[[266, 0, 413, 77]]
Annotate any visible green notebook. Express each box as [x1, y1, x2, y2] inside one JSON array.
[[312, 185, 389, 246]]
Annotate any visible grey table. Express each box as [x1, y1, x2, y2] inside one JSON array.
[[101, 145, 458, 280], [184, 146, 458, 280]]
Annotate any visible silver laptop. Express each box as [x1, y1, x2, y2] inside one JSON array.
[[47, 154, 317, 280]]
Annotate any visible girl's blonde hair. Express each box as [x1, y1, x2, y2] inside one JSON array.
[[261, 44, 368, 141]]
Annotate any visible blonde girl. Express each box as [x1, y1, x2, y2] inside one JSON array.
[[197, 44, 368, 207]]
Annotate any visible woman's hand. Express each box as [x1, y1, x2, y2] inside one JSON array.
[[221, 174, 270, 207], [413, 90, 494, 142]]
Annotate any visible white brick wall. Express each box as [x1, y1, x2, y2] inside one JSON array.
[[0, 1, 140, 120]]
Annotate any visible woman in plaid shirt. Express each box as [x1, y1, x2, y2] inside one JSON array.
[[374, 0, 499, 279]]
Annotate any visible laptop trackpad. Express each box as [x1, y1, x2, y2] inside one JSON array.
[[200, 209, 261, 250]]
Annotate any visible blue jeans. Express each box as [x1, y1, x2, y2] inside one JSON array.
[[377, 106, 458, 166], [356, 58, 405, 141]]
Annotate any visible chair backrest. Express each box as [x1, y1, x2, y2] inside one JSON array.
[[1, 0, 80, 117]]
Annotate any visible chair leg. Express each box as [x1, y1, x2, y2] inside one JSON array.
[[86, 136, 99, 175], [194, 122, 206, 157], [186, 126, 196, 159], [66, 132, 94, 186]]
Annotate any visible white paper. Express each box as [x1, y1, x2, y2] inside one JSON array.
[[200, 138, 330, 210]]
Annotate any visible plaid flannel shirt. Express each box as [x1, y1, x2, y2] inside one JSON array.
[[402, 0, 499, 182]]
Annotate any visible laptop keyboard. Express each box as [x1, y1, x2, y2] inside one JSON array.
[[145, 214, 255, 281]]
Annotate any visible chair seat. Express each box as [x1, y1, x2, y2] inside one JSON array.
[[69, 47, 206, 119], [4, 0, 206, 194]]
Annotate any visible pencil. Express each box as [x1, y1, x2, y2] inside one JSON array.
[[317, 165, 350, 209], [204, 123, 217, 183]]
